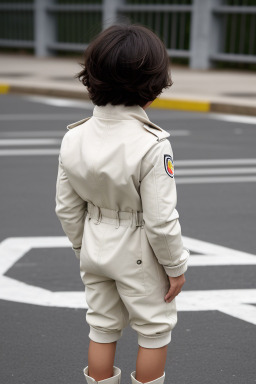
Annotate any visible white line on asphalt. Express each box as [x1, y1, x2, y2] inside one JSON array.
[[217, 304, 256, 326], [0, 139, 60, 146], [175, 158, 256, 166], [189, 255, 256, 266], [176, 176, 256, 184], [184, 236, 256, 265], [0, 236, 255, 324], [24, 95, 94, 109], [178, 291, 256, 325], [209, 113, 256, 125], [176, 167, 256, 176]]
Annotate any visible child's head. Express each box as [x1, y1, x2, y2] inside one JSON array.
[[77, 24, 172, 107]]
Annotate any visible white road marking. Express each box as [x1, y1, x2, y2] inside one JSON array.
[[0, 236, 255, 325], [184, 237, 256, 266], [177, 290, 256, 325], [176, 176, 256, 184], [175, 159, 256, 166], [176, 167, 256, 176], [209, 113, 256, 125], [218, 304, 256, 326], [0, 139, 60, 146], [24, 95, 94, 109]]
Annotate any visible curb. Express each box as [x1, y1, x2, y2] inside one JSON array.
[[151, 98, 210, 112], [1, 83, 256, 116], [151, 98, 256, 116], [0, 84, 10, 94], [4, 84, 88, 100]]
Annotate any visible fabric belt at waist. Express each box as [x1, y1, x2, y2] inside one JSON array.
[[87, 201, 144, 228]]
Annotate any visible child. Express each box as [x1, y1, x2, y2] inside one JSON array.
[[55, 24, 190, 384]]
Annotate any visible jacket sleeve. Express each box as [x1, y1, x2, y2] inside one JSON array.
[[55, 153, 87, 259], [140, 138, 190, 277]]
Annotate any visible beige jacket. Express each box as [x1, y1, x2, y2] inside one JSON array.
[[55, 103, 189, 277]]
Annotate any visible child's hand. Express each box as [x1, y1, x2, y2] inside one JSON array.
[[164, 274, 186, 303]]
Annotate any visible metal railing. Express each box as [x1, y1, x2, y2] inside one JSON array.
[[0, 2, 34, 47], [0, 0, 255, 69], [118, 3, 192, 58], [211, 3, 256, 64]]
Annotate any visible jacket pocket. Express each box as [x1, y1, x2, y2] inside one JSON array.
[[140, 226, 169, 293], [115, 227, 147, 297]]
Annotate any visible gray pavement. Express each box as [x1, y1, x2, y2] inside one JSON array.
[[0, 53, 256, 116], [0, 94, 255, 384]]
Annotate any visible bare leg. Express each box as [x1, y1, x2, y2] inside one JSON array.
[[88, 340, 117, 381], [135, 345, 168, 383]]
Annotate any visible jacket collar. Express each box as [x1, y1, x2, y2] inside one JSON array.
[[93, 103, 163, 131], [67, 103, 170, 141]]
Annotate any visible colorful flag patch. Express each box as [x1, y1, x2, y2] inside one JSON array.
[[164, 154, 174, 178]]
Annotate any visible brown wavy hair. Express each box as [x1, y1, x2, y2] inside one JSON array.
[[76, 24, 173, 107]]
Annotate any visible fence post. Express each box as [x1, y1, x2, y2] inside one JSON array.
[[190, 0, 223, 69], [102, 0, 124, 30], [34, 0, 55, 57]]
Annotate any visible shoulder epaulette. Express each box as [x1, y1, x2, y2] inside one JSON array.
[[67, 116, 91, 130], [143, 123, 170, 142]]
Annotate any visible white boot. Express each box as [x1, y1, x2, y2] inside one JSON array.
[[83, 366, 121, 384], [130, 371, 165, 384]]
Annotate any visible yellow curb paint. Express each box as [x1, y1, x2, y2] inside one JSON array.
[[150, 98, 210, 112], [0, 84, 10, 94]]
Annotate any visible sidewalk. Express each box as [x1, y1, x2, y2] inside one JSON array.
[[0, 53, 255, 116]]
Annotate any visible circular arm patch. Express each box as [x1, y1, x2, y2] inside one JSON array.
[[164, 154, 174, 178]]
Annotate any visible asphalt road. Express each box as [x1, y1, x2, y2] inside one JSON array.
[[0, 94, 255, 384]]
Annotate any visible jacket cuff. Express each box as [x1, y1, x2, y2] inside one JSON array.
[[72, 246, 81, 260], [163, 248, 190, 277]]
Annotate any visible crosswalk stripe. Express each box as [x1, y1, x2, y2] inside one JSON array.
[[176, 167, 256, 176], [175, 159, 256, 166], [176, 176, 256, 184], [24, 95, 93, 109], [209, 113, 256, 125]]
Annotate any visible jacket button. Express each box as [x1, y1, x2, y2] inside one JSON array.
[[137, 260, 142, 265]]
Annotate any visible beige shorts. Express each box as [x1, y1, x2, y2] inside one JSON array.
[[79, 203, 178, 349]]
